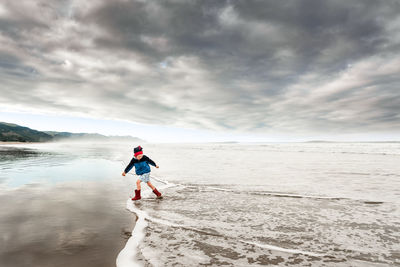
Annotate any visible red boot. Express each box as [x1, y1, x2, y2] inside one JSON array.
[[153, 188, 162, 199], [131, 189, 141, 201]]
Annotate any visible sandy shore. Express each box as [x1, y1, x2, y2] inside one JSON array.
[[0, 182, 134, 267]]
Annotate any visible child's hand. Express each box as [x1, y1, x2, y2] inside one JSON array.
[[156, 165, 159, 168], [122, 172, 126, 176]]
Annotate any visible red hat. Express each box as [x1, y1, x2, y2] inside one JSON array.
[[134, 146, 143, 157], [134, 150, 143, 157]]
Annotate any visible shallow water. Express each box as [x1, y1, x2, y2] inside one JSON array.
[[129, 143, 400, 266], [1, 142, 399, 266], [130, 184, 399, 266], [0, 143, 135, 267]]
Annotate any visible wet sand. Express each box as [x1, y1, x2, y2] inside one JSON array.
[[0, 182, 134, 267]]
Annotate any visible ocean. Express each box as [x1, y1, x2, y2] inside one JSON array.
[[0, 142, 399, 266]]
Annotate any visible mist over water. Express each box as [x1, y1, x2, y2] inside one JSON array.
[[1, 142, 399, 266]]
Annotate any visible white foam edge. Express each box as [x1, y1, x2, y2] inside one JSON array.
[[139, 214, 324, 258], [240, 240, 324, 257], [116, 201, 147, 267], [118, 198, 324, 267], [116, 182, 177, 267], [191, 185, 367, 201]]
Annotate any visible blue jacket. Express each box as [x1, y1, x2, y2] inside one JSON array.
[[124, 155, 156, 175]]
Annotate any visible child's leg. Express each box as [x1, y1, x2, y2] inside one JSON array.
[[132, 179, 142, 200], [146, 181, 155, 190], [148, 182, 162, 198]]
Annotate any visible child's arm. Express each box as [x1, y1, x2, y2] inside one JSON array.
[[144, 156, 159, 168], [122, 158, 135, 176]]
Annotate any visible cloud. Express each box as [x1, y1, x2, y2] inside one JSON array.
[[0, 0, 399, 137]]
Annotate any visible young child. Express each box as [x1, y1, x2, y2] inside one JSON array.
[[122, 146, 162, 200]]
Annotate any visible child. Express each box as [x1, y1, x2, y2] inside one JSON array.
[[122, 146, 162, 200]]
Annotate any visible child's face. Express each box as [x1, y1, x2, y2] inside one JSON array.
[[136, 154, 143, 160]]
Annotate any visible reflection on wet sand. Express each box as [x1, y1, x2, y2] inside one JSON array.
[[0, 182, 134, 267]]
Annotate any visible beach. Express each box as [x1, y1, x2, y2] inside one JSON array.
[[1, 142, 399, 266]]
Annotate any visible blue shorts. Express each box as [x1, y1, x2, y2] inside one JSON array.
[[138, 173, 150, 183]]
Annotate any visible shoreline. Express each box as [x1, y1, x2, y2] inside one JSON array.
[[0, 141, 37, 145], [118, 179, 176, 266]]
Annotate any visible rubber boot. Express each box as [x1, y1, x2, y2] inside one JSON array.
[[132, 189, 141, 201], [153, 188, 162, 199]]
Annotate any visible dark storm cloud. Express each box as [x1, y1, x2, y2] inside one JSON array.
[[0, 0, 400, 136]]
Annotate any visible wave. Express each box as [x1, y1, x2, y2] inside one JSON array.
[[116, 200, 147, 267], [240, 240, 323, 257], [185, 184, 388, 204], [195, 185, 346, 200], [117, 177, 352, 266], [116, 169, 389, 266], [119, 193, 326, 266], [116, 181, 177, 267]]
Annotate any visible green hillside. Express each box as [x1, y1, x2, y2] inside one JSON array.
[[0, 122, 53, 142], [0, 122, 143, 143]]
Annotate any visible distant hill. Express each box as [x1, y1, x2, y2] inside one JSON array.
[[44, 131, 108, 140], [0, 122, 53, 142], [0, 122, 144, 143]]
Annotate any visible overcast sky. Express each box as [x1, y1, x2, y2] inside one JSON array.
[[1, 0, 399, 142]]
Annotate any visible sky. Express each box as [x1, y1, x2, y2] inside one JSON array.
[[0, 0, 399, 142]]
